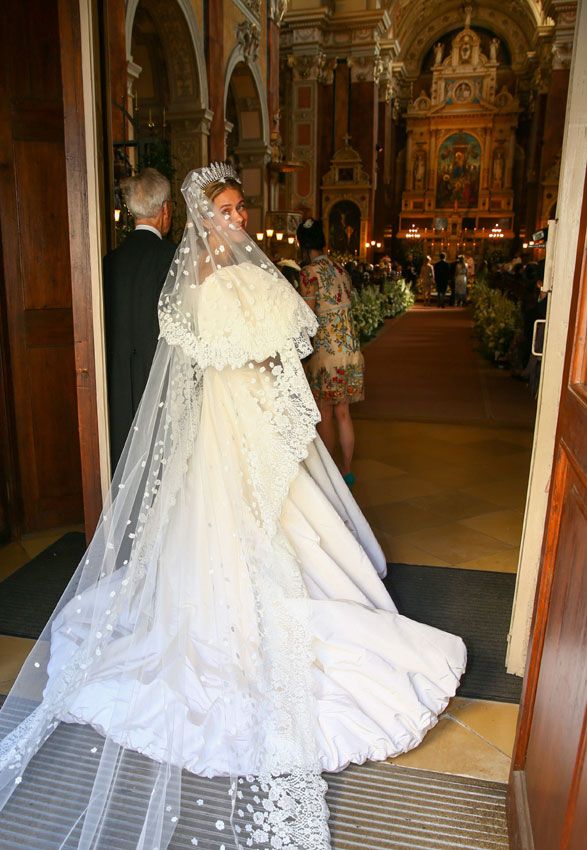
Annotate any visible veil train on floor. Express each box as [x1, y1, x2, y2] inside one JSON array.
[[0, 165, 466, 850]]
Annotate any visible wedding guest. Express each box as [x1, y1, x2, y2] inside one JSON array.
[[465, 253, 475, 285], [524, 284, 549, 396], [298, 218, 364, 487], [454, 254, 468, 306], [277, 258, 301, 289], [434, 252, 451, 308], [390, 260, 403, 282], [103, 167, 176, 468], [404, 254, 418, 289], [418, 255, 435, 305]]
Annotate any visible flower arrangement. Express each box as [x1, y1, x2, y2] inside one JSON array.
[[472, 279, 522, 363], [351, 278, 414, 343], [381, 277, 415, 319]]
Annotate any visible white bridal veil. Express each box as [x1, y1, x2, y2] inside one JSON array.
[[0, 165, 332, 850]]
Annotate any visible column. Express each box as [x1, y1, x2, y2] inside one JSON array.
[[349, 56, 379, 230], [205, 0, 224, 160], [289, 52, 326, 215]]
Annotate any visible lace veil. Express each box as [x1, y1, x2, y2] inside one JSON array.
[[0, 165, 330, 850]]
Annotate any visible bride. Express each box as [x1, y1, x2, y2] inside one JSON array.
[[0, 163, 466, 850]]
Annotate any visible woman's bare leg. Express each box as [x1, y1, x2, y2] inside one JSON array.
[[317, 400, 336, 455], [333, 402, 355, 475]]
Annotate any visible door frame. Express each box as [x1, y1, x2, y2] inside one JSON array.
[[507, 148, 587, 850], [59, 0, 110, 537], [507, 0, 587, 675]]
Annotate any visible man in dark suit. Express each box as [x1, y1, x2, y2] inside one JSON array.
[[103, 168, 176, 470], [433, 252, 451, 308]]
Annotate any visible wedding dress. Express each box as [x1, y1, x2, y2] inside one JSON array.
[[0, 165, 466, 850]]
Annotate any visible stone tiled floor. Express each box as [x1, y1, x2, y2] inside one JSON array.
[[352, 419, 532, 572], [390, 696, 519, 783]]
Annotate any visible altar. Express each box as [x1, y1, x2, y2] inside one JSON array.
[[399, 18, 519, 259]]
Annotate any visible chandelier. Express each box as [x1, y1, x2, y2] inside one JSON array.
[[488, 223, 504, 239], [406, 223, 421, 239]]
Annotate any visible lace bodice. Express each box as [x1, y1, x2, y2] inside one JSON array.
[[159, 262, 318, 369]]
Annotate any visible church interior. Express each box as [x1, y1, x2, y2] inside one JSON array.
[[0, 1, 585, 848]]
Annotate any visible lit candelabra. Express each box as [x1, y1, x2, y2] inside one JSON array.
[[488, 223, 504, 239]]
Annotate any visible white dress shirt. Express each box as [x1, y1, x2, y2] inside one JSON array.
[[135, 224, 162, 239]]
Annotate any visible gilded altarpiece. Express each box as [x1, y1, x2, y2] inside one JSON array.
[[400, 25, 519, 252]]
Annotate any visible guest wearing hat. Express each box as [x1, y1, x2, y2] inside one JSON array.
[[297, 218, 364, 487]]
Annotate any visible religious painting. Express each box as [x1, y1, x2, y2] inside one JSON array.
[[436, 132, 481, 209], [328, 200, 361, 255]]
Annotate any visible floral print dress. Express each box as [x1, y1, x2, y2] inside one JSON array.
[[299, 255, 364, 404]]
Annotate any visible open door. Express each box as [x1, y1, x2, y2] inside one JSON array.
[[507, 167, 587, 849]]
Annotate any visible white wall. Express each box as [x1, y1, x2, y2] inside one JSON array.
[[507, 0, 587, 675]]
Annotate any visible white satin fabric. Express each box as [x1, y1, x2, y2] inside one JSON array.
[[48, 344, 466, 779]]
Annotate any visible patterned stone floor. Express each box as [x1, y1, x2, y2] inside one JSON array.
[[353, 418, 532, 572]]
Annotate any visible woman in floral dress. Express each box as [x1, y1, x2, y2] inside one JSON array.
[[297, 218, 364, 486]]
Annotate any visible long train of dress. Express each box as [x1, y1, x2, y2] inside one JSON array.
[[47, 348, 466, 778]]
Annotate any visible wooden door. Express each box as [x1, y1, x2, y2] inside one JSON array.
[[0, 224, 21, 543], [508, 169, 587, 849], [0, 0, 83, 532]]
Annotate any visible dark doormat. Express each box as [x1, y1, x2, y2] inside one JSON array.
[[0, 532, 85, 639], [0, 696, 509, 850], [0, 535, 522, 703], [385, 563, 522, 703]]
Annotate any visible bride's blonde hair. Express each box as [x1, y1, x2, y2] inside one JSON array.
[[204, 177, 243, 202]]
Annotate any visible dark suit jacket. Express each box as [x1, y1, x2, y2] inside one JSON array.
[[433, 259, 451, 291], [103, 229, 176, 469]]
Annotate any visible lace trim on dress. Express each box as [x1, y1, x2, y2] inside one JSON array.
[[0, 208, 331, 849], [159, 263, 318, 371]]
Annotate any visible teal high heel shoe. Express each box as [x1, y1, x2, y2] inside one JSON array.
[[343, 471, 356, 488]]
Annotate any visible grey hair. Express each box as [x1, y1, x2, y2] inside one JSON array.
[[120, 168, 171, 219]]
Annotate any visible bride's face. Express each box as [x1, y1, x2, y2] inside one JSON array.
[[213, 187, 249, 236]]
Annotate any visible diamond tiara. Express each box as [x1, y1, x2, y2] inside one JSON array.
[[190, 162, 241, 191]]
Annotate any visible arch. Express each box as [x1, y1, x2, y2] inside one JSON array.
[[223, 54, 271, 234], [224, 47, 270, 150], [126, 0, 208, 110], [420, 25, 513, 73], [128, 0, 213, 237], [394, 0, 538, 75]]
